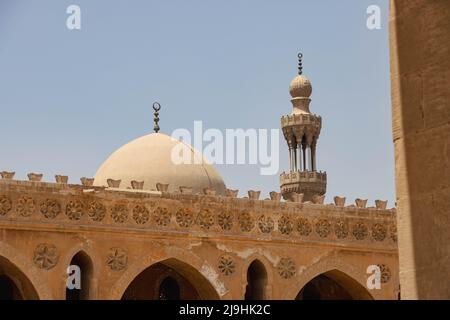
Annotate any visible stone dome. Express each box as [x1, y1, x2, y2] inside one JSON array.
[[93, 133, 226, 195], [289, 75, 312, 98]]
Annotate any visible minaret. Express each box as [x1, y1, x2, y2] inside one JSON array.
[[280, 53, 327, 201]]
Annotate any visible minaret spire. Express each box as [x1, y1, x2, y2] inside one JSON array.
[[153, 102, 161, 133]]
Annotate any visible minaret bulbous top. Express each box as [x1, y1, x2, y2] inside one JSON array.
[[289, 75, 312, 99]]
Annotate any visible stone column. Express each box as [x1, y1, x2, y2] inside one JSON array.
[[302, 143, 307, 171]]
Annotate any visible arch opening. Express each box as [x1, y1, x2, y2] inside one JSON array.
[[66, 251, 93, 300], [121, 258, 219, 300], [245, 260, 267, 300], [0, 256, 39, 300], [296, 269, 373, 300]]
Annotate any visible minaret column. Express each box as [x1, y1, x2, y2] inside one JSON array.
[[311, 140, 317, 172]]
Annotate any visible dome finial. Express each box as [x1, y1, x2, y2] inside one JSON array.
[[153, 102, 161, 133], [298, 53, 303, 75]]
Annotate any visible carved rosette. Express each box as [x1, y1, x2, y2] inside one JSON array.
[[352, 222, 368, 240], [372, 223, 387, 242], [176, 208, 194, 228], [334, 219, 349, 239], [278, 215, 294, 235], [218, 255, 235, 276], [16, 196, 35, 217], [218, 211, 233, 231], [87, 201, 106, 222], [132, 205, 149, 225], [277, 257, 296, 279], [111, 203, 129, 223], [315, 219, 331, 238], [0, 195, 12, 216], [258, 215, 274, 234], [377, 264, 391, 283], [297, 218, 312, 236], [154, 207, 171, 227], [40, 199, 61, 219], [196, 208, 215, 230], [33, 243, 59, 270], [238, 211, 255, 232], [389, 224, 398, 243], [65, 200, 84, 220], [107, 247, 127, 271]]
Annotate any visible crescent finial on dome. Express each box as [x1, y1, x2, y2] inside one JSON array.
[[298, 53, 303, 75], [153, 102, 161, 133]]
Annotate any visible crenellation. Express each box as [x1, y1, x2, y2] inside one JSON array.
[[27, 173, 43, 182], [131, 180, 144, 190], [55, 175, 68, 184], [0, 171, 15, 180], [80, 177, 94, 187], [334, 196, 346, 207], [107, 179, 121, 188]]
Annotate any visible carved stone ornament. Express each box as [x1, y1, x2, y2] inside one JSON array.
[[154, 207, 171, 227], [352, 222, 368, 240], [315, 219, 331, 238], [218, 211, 233, 231], [176, 208, 194, 228], [65, 200, 84, 220], [0, 195, 12, 216], [16, 196, 35, 217], [33, 243, 59, 270], [111, 203, 129, 223], [196, 208, 215, 230], [277, 257, 296, 279], [258, 215, 274, 234], [218, 255, 235, 276], [238, 211, 255, 232], [132, 204, 149, 225], [278, 215, 294, 235], [372, 223, 387, 242], [297, 218, 312, 236], [40, 199, 61, 219], [87, 200, 106, 222], [107, 247, 127, 271]]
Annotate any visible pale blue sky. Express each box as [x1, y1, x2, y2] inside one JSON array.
[[0, 0, 394, 205]]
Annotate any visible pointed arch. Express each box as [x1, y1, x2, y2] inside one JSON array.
[[296, 269, 373, 300], [0, 255, 39, 300], [0, 241, 51, 299], [120, 258, 220, 300], [66, 251, 94, 300], [282, 253, 374, 300], [244, 259, 268, 300]]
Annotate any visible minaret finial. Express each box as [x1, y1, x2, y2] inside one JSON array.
[[298, 53, 303, 75], [153, 102, 161, 133]]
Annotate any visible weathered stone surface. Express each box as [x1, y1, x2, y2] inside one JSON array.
[[334, 196, 346, 207], [107, 179, 121, 188], [390, 0, 450, 299]]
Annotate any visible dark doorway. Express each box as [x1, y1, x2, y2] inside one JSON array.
[[245, 260, 267, 300]]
